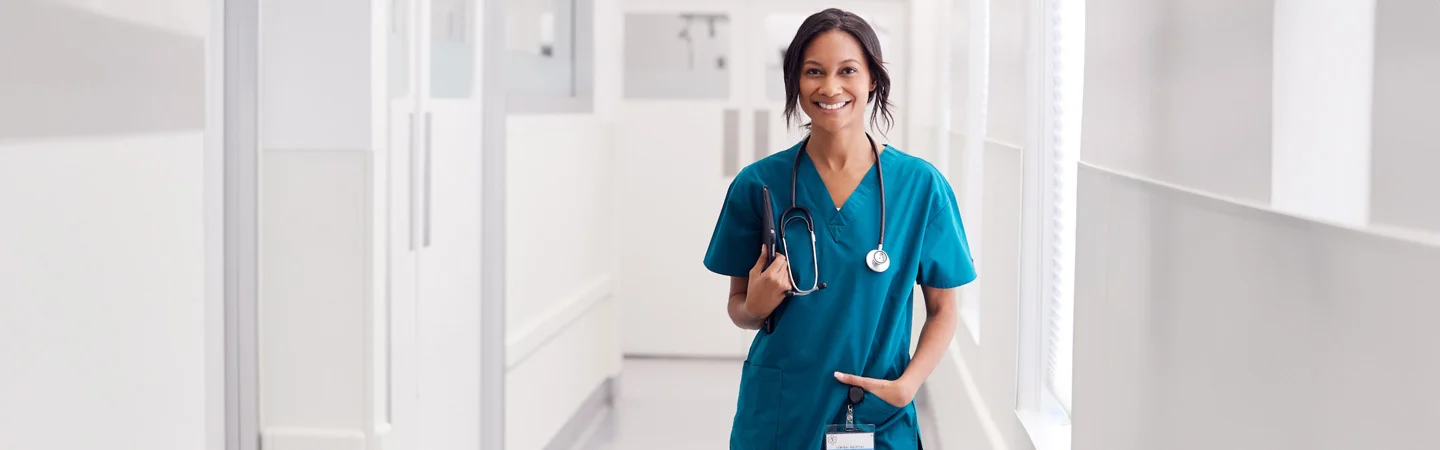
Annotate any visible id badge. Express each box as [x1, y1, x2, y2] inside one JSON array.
[[825, 424, 875, 450]]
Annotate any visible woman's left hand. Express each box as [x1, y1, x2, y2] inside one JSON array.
[[834, 372, 917, 408]]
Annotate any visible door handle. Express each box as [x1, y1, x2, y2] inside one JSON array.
[[423, 111, 433, 247], [409, 112, 419, 251], [723, 108, 739, 177], [753, 109, 770, 162]]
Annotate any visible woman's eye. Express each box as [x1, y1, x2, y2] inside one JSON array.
[[806, 68, 823, 75], [841, 67, 858, 74]]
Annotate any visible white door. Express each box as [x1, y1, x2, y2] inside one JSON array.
[[385, 0, 486, 448], [384, 0, 420, 446], [414, 0, 486, 446], [616, 0, 909, 359]]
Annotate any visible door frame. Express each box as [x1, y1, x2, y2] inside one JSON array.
[[216, 0, 260, 448], [480, 0, 509, 448]]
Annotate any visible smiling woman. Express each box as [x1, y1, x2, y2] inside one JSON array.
[[781, 10, 894, 136], [702, 8, 978, 450]]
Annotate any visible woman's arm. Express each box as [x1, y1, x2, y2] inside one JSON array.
[[728, 277, 765, 330], [728, 245, 793, 330], [834, 285, 959, 407], [898, 285, 959, 389]]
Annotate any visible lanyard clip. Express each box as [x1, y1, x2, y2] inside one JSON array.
[[845, 386, 864, 431]]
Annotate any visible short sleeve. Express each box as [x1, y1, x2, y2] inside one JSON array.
[[703, 173, 763, 277], [916, 177, 978, 289]]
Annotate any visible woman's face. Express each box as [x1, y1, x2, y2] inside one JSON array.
[[796, 30, 874, 135]]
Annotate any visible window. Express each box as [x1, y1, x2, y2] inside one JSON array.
[[950, 0, 987, 344], [622, 12, 732, 100], [1045, 0, 1084, 415], [1019, 0, 1083, 447], [505, 0, 593, 112]]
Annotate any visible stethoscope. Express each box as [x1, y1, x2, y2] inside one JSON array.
[[779, 133, 889, 297]]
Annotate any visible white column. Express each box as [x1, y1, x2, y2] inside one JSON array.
[[1271, 0, 1376, 226]]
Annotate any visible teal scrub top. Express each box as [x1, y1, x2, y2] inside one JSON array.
[[704, 141, 978, 450]]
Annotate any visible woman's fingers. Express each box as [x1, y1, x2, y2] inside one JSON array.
[[772, 252, 788, 266], [833, 372, 882, 391], [770, 254, 794, 291]]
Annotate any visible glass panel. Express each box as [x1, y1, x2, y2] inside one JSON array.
[[430, 0, 476, 99], [623, 13, 731, 99], [389, 0, 411, 98], [506, 0, 577, 98], [764, 14, 805, 102]]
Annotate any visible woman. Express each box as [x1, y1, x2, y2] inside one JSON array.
[[703, 8, 977, 450]]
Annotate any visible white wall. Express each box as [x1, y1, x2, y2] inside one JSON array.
[[1370, 0, 1440, 236], [0, 1, 216, 449], [503, 0, 624, 448], [1270, 0, 1374, 227], [906, 0, 942, 162], [927, 139, 1032, 450], [924, 0, 1039, 448], [504, 115, 622, 450], [1074, 1, 1440, 449], [927, 2, 1440, 450], [1072, 164, 1440, 450], [51, 0, 209, 36], [985, 0, 1028, 147], [1083, 0, 1275, 204]]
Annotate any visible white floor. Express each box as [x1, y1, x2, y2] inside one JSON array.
[[570, 358, 941, 449]]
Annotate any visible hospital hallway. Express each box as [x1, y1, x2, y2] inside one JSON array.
[[562, 358, 942, 449], [6, 0, 1440, 450]]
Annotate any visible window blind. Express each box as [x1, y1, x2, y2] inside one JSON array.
[[1043, 0, 1084, 415]]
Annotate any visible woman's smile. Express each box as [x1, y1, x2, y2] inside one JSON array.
[[814, 100, 852, 112]]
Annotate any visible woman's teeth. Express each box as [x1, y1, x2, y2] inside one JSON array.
[[818, 101, 850, 110]]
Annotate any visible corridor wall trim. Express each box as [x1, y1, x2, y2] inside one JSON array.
[[930, 344, 1011, 450], [1078, 161, 1439, 246], [260, 427, 366, 450], [507, 276, 614, 369]]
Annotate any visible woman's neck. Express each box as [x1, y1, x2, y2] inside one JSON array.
[[807, 128, 878, 172]]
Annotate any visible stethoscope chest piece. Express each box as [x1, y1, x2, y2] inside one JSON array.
[[866, 248, 890, 273]]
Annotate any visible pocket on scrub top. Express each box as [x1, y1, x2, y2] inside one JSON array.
[[853, 389, 906, 430], [733, 361, 783, 449]]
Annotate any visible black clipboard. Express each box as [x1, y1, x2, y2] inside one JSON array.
[[761, 186, 776, 269], [760, 186, 785, 333]]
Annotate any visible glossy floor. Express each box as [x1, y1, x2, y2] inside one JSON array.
[[570, 358, 941, 449]]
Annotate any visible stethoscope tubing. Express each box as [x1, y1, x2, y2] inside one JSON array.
[[763, 134, 888, 334], [781, 133, 888, 286]]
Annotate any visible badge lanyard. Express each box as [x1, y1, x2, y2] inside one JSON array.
[[826, 387, 876, 450]]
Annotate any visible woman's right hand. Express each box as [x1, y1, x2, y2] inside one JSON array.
[[745, 245, 793, 319]]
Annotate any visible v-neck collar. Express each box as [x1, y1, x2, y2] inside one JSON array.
[[795, 142, 890, 230]]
